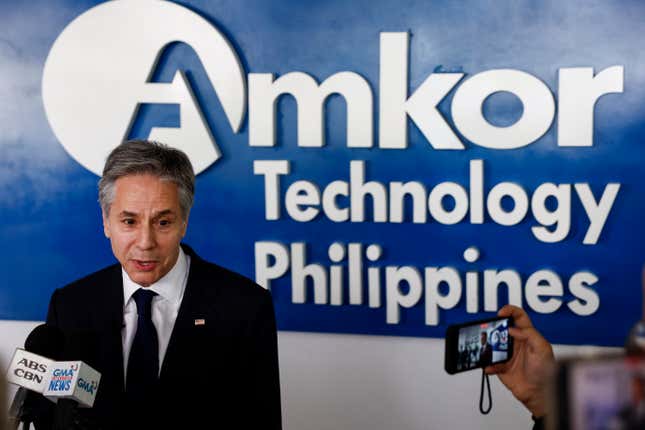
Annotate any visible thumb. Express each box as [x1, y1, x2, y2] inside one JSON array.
[[485, 362, 508, 375]]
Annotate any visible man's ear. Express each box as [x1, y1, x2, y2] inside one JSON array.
[[102, 211, 111, 238], [181, 211, 190, 238]]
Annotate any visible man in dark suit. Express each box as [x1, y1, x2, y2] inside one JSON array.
[[44, 140, 281, 429], [478, 331, 492, 368]]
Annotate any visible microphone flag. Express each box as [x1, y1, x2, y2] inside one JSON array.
[[6, 348, 53, 392], [43, 361, 101, 408]]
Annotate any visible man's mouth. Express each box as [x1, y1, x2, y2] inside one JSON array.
[[132, 260, 158, 271]]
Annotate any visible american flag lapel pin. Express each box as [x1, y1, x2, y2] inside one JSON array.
[[194, 318, 206, 326]]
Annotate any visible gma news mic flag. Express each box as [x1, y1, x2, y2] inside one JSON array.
[[43, 360, 101, 408]]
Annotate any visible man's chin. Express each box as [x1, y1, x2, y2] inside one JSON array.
[[126, 270, 160, 287]]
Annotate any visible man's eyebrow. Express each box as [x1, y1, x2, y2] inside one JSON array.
[[117, 210, 176, 218], [152, 209, 176, 219], [155, 209, 174, 218]]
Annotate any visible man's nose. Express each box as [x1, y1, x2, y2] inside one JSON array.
[[136, 224, 156, 249]]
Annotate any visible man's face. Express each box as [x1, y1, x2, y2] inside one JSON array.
[[102, 174, 188, 287], [480, 333, 487, 345]]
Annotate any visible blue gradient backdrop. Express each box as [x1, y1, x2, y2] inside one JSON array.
[[1, 0, 644, 346]]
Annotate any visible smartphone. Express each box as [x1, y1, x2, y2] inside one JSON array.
[[444, 315, 514, 374]]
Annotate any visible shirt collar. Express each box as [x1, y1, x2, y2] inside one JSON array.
[[122, 247, 189, 308]]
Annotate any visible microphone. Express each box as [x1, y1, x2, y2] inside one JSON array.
[[6, 324, 64, 430], [43, 360, 101, 408], [44, 332, 103, 430]]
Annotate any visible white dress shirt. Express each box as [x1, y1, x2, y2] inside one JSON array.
[[121, 247, 190, 382]]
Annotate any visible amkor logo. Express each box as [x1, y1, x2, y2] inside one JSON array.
[[44, 1, 624, 176], [42, 0, 245, 175]]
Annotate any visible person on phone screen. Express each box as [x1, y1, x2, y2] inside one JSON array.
[[478, 331, 493, 367], [485, 305, 555, 430]]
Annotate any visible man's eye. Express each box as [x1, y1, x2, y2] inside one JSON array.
[[159, 219, 171, 227], [122, 219, 135, 226]]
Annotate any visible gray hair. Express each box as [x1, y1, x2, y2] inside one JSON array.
[[98, 140, 195, 217]]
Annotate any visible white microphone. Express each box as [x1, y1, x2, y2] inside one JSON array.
[[43, 360, 101, 408], [6, 348, 54, 394], [6, 349, 55, 429], [6, 324, 63, 430]]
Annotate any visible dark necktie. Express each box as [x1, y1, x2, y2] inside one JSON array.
[[126, 288, 159, 406]]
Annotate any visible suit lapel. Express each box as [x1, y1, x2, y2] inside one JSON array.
[[160, 248, 220, 379], [96, 264, 126, 392]]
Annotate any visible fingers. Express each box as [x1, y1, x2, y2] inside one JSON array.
[[498, 304, 533, 329], [509, 326, 552, 356], [485, 363, 507, 375], [509, 326, 546, 345], [508, 326, 532, 341]]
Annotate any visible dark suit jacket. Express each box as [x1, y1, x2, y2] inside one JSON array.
[[44, 244, 282, 429], [478, 343, 492, 367]]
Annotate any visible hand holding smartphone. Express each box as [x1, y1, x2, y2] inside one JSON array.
[[445, 316, 514, 374]]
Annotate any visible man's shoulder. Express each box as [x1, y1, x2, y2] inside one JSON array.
[[191, 255, 268, 300], [47, 263, 122, 326], [54, 263, 121, 300]]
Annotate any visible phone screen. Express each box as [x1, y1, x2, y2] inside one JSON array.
[[445, 316, 513, 374]]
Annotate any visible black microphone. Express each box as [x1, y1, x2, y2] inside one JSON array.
[[24, 324, 65, 360], [7, 324, 64, 430]]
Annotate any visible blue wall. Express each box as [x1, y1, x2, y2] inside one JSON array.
[[1, 0, 644, 346]]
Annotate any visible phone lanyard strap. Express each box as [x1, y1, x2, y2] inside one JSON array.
[[479, 369, 492, 414]]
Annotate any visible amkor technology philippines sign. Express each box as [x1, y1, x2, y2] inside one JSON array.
[[34, 0, 635, 345]]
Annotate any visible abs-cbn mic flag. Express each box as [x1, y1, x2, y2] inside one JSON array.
[[43, 361, 101, 408], [6, 349, 53, 393]]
